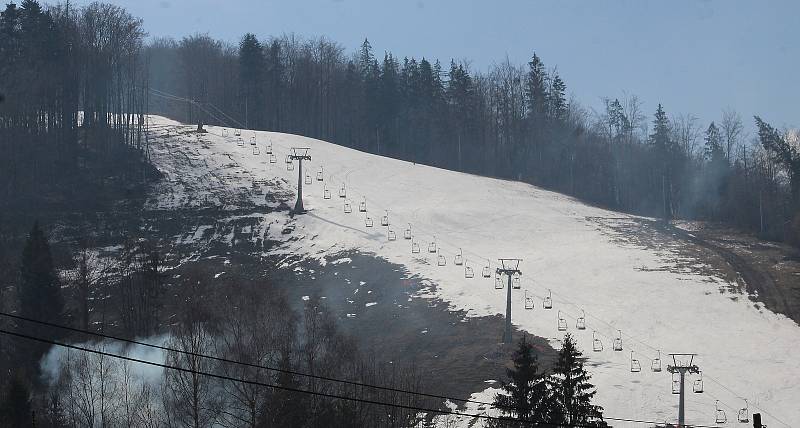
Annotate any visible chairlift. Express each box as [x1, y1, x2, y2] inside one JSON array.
[[359, 197, 367, 212], [524, 290, 534, 310], [343, 201, 352, 213], [494, 272, 503, 289], [404, 223, 412, 240], [339, 184, 346, 198], [316, 166, 323, 181], [592, 331, 603, 352], [285, 156, 294, 171], [269, 154, 277, 163], [381, 210, 389, 226], [482, 260, 491, 278], [222, 128, 229, 137], [237, 137, 245, 147], [235, 128, 241, 137], [737, 400, 749, 423], [323, 185, 331, 200], [365, 217, 374, 227], [511, 272, 521, 289], [693, 372, 704, 393], [576, 310, 586, 330], [266, 142, 273, 155], [465, 263, 474, 279], [557, 311, 567, 331], [304, 174, 312, 185], [543, 289, 553, 309], [630, 351, 641, 373], [250, 136, 256, 146], [672, 373, 681, 394], [388, 228, 397, 241], [454, 248, 464, 266], [715, 400, 727, 424], [428, 238, 437, 253], [411, 241, 420, 254], [613, 330, 623, 351], [437, 250, 446, 266], [253, 146, 260, 155], [651, 350, 662, 372]]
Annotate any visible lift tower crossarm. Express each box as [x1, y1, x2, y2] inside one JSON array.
[[666, 353, 700, 427]]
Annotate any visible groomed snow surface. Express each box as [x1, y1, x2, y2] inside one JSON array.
[[147, 116, 799, 427]]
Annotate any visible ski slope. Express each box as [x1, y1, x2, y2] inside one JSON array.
[[146, 115, 800, 427]]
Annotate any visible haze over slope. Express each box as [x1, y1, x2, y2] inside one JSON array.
[[147, 115, 800, 427]]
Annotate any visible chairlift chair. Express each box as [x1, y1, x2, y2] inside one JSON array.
[[672, 373, 681, 394], [630, 351, 641, 373], [511, 272, 521, 289], [304, 174, 312, 185], [365, 217, 374, 227], [381, 211, 389, 226], [437, 250, 446, 266], [323, 185, 331, 200], [388, 228, 397, 241], [592, 331, 603, 352], [269, 154, 277, 163], [253, 146, 260, 155], [557, 311, 567, 331], [343, 201, 352, 213], [737, 400, 749, 423], [338, 184, 346, 198], [576, 310, 586, 330], [404, 224, 412, 240], [465, 264, 474, 278], [411, 241, 420, 254], [222, 128, 228, 137], [428, 238, 437, 253], [285, 156, 294, 171], [494, 273, 503, 289], [250, 136, 256, 146], [715, 401, 727, 424], [543, 289, 553, 309], [237, 137, 245, 147], [613, 330, 623, 351], [454, 248, 464, 266], [693, 372, 704, 393], [651, 350, 662, 373], [359, 197, 367, 212], [524, 290, 534, 310], [235, 129, 241, 136], [558, 311, 567, 331], [316, 166, 323, 181], [266, 142, 273, 155], [482, 260, 491, 278]]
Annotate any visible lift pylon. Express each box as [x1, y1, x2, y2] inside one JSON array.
[[288, 148, 311, 214], [496, 259, 522, 344]]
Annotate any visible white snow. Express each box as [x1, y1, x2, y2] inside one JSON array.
[[145, 116, 800, 427]]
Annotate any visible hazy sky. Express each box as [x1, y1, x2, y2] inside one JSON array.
[[79, 0, 798, 132]]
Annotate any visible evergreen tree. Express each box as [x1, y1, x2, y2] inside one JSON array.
[[492, 337, 550, 426], [18, 222, 64, 364], [0, 375, 33, 428], [547, 72, 567, 123], [238, 33, 265, 128], [650, 104, 673, 219], [549, 334, 607, 427], [704, 122, 725, 164]]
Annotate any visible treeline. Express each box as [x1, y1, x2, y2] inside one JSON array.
[[0, 223, 430, 427], [0, 0, 152, 211], [149, 33, 798, 243]]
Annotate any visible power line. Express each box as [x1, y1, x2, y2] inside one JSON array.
[[0, 327, 686, 428], [0, 312, 717, 427]]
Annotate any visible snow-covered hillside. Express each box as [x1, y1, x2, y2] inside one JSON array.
[[146, 116, 799, 427]]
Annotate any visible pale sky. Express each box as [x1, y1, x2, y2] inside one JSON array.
[[78, 0, 798, 131]]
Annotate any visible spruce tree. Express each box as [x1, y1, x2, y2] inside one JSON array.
[[18, 222, 64, 363], [549, 334, 607, 427], [492, 337, 550, 426], [650, 104, 673, 220]]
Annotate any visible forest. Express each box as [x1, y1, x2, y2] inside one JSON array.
[[1, 0, 798, 426]]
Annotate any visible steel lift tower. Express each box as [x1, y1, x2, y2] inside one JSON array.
[[289, 147, 311, 213], [667, 353, 700, 427], [496, 258, 522, 344]]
